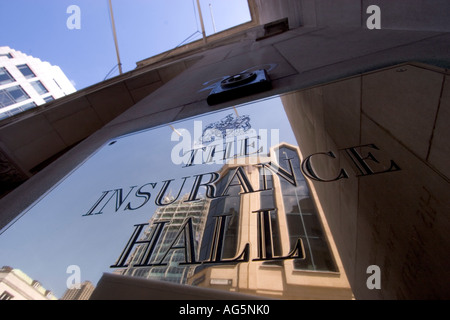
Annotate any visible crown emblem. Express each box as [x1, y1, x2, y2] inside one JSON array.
[[200, 113, 251, 144]]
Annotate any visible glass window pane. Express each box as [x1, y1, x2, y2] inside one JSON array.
[[31, 81, 48, 95], [278, 145, 337, 272], [20, 101, 37, 111], [6, 85, 29, 103], [0, 90, 14, 108], [43, 95, 54, 103], [7, 107, 23, 116], [0, 53, 13, 58], [0, 67, 15, 85], [0, 290, 14, 300], [17, 64, 36, 79]]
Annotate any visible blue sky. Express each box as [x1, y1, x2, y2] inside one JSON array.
[[0, 0, 251, 90]]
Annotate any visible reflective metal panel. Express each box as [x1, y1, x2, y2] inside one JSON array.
[[0, 94, 346, 300]]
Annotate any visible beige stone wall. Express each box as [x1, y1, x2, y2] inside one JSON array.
[[282, 63, 450, 299]]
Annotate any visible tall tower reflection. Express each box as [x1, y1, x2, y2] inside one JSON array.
[[115, 195, 210, 284]]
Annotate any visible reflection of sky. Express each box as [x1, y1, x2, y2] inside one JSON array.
[[0, 95, 297, 298]]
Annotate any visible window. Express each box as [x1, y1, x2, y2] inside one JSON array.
[[0, 53, 13, 59], [0, 67, 15, 85], [259, 173, 283, 262], [198, 171, 242, 262], [278, 146, 337, 272], [8, 86, 29, 102], [17, 64, 36, 79], [0, 102, 36, 119], [0, 85, 30, 108], [19, 101, 37, 111], [43, 95, 54, 103], [0, 291, 14, 300], [30, 80, 48, 95]]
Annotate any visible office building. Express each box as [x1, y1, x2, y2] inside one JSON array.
[[61, 281, 95, 300], [187, 143, 353, 299], [0, 266, 57, 300], [116, 196, 210, 285], [0, 46, 76, 120]]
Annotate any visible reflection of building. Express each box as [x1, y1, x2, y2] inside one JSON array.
[[0, 266, 57, 300], [61, 281, 95, 300], [116, 195, 210, 284], [108, 142, 352, 299], [0, 46, 76, 120], [188, 143, 353, 299]]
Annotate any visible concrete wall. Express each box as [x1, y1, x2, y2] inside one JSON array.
[[362, 0, 450, 32], [255, 0, 450, 32]]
